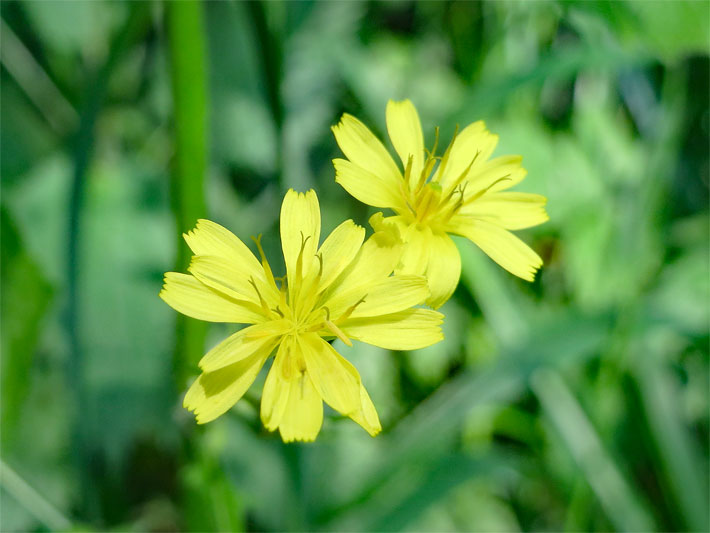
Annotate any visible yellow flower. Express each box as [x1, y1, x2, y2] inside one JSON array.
[[160, 189, 443, 442], [332, 99, 548, 308]]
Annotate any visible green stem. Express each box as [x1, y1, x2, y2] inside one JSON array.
[[165, 0, 209, 389]]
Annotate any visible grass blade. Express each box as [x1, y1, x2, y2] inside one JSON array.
[[532, 369, 655, 532]]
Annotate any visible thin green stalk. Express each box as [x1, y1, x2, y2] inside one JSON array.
[[165, 0, 209, 389], [65, 4, 149, 522]]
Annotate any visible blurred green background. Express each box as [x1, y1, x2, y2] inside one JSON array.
[[1, 1, 708, 531]]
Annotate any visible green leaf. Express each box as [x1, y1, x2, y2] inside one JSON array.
[[0, 206, 53, 449]]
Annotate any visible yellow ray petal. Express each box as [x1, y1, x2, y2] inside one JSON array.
[[183, 219, 264, 281], [300, 333, 361, 416], [261, 341, 291, 431], [450, 218, 543, 281], [459, 192, 549, 230], [386, 99, 424, 183], [437, 121, 498, 192], [323, 275, 429, 320], [464, 155, 527, 195], [199, 324, 281, 372], [278, 370, 323, 443], [348, 384, 381, 437], [160, 272, 264, 324], [333, 158, 403, 209], [341, 308, 444, 351], [328, 229, 403, 296], [332, 113, 402, 188], [423, 232, 461, 309], [183, 349, 270, 424], [396, 222, 433, 278], [188, 255, 275, 305], [317, 219, 366, 290], [280, 189, 321, 282]]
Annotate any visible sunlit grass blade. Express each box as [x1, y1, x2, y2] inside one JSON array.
[[0, 459, 72, 531], [532, 369, 655, 532], [635, 352, 709, 532]]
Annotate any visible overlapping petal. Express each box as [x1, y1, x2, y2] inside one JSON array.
[[396, 222, 433, 277], [183, 219, 265, 282], [334, 158, 404, 209], [183, 348, 270, 424], [324, 275, 429, 319], [328, 229, 403, 296], [188, 255, 275, 305], [160, 272, 264, 324], [423, 232, 461, 309], [199, 323, 283, 372], [265, 340, 324, 443], [436, 121, 498, 193], [332, 113, 402, 187], [260, 341, 291, 431], [341, 308, 444, 350], [317, 219, 366, 290], [300, 333, 361, 416], [464, 155, 528, 195]]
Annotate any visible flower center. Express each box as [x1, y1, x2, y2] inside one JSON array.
[[396, 127, 475, 230], [251, 233, 367, 346]]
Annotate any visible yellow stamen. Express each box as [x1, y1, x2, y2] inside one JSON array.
[[295, 232, 312, 284], [337, 294, 367, 322], [444, 149, 479, 195], [248, 277, 273, 317], [466, 174, 511, 204], [415, 127, 440, 193], [325, 319, 353, 347], [433, 124, 459, 184], [251, 234, 276, 287]]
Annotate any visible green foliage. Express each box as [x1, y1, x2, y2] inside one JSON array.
[[1, 1, 707, 531]]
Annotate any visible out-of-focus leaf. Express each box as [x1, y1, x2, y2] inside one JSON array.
[[458, 41, 651, 122], [625, 1, 710, 63], [368, 453, 515, 532], [21, 1, 125, 62], [182, 452, 244, 532], [646, 221, 710, 336], [633, 331, 709, 532], [0, 206, 53, 448]]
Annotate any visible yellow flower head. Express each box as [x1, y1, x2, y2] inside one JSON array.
[[332, 99, 549, 308], [160, 189, 443, 442]]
